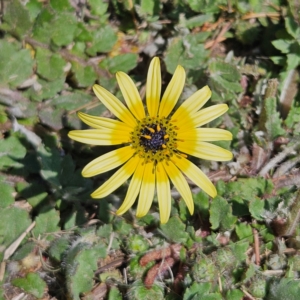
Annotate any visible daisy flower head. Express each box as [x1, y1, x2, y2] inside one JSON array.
[[68, 57, 233, 224]]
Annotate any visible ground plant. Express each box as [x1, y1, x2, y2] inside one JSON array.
[[0, 0, 300, 299]]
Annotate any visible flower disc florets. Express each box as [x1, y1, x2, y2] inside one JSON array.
[[131, 116, 178, 164]]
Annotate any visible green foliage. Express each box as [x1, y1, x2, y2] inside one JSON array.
[[0, 180, 15, 208], [0, 41, 33, 87], [127, 280, 164, 300], [272, 14, 300, 70], [65, 246, 98, 299], [209, 61, 243, 100], [183, 282, 221, 300], [2, 0, 32, 37], [32, 208, 60, 239], [0, 207, 31, 248], [210, 196, 237, 230], [12, 273, 47, 298], [86, 25, 118, 55], [160, 217, 190, 243], [165, 33, 209, 73], [36, 48, 66, 81], [99, 53, 139, 73], [267, 278, 300, 300], [1, 0, 300, 298], [285, 105, 300, 134], [264, 97, 285, 139]]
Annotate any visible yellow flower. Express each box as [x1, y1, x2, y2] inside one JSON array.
[[68, 57, 233, 224]]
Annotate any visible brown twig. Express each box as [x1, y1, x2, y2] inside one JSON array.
[[144, 257, 176, 288], [242, 12, 281, 20], [140, 244, 181, 266], [204, 22, 232, 50], [252, 228, 260, 265]]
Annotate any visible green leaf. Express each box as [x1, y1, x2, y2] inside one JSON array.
[[31, 7, 55, 44], [108, 287, 122, 300], [230, 242, 248, 262], [86, 25, 117, 55], [38, 145, 62, 188], [50, 0, 74, 12], [127, 235, 149, 253], [0, 41, 33, 87], [87, 0, 109, 16], [71, 62, 97, 87], [192, 252, 216, 282], [285, 16, 300, 39], [235, 21, 261, 45], [99, 53, 139, 73], [0, 207, 31, 248], [184, 282, 222, 300], [12, 273, 46, 298], [193, 191, 209, 218], [187, 0, 223, 13], [51, 13, 78, 46], [33, 208, 60, 239], [16, 181, 48, 208], [51, 91, 94, 110], [48, 236, 70, 261], [165, 34, 208, 73], [285, 105, 300, 133], [0, 179, 15, 208], [209, 196, 237, 230], [63, 206, 88, 229], [11, 242, 36, 261], [249, 197, 265, 221], [140, 0, 159, 15], [25, 0, 43, 21], [127, 280, 164, 300], [209, 60, 241, 83], [27, 78, 65, 102], [286, 52, 300, 70], [267, 278, 300, 300], [65, 245, 98, 300], [185, 14, 214, 29], [225, 289, 244, 300], [38, 106, 64, 130], [160, 217, 190, 243], [264, 97, 285, 139], [0, 135, 26, 170], [235, 222, 253, 242], [36, 48, 66, 81], [3, 0, 32, 37], [226, 178, 273, 202], [272, 39, 292, 53]]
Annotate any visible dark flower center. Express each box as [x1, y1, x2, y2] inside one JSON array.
[[130, 116, 178, 164], [140, 124, 168, 151]]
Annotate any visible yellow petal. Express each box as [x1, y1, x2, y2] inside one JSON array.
[[116, 72, 145, 120], [78, 111, 133, 131], [191, 104, 229, 128], [68, 129, 130, 145], [91, 155, 139, 198], [172, 155, 216, 198], [156, 162, 171, 224], [136, 162, 155, 218], [162, 160, 194, 215], [146, 57, 161, 117], [177, 141, 233, 161], [93, 84, 137, 127], [116, 161, 145, 215], [178, 104, 229, 131], [172, 85, 212, 124], [177, 128, 233, 141], [158, 65, 185, 118], [82, 146, 135, 177]]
